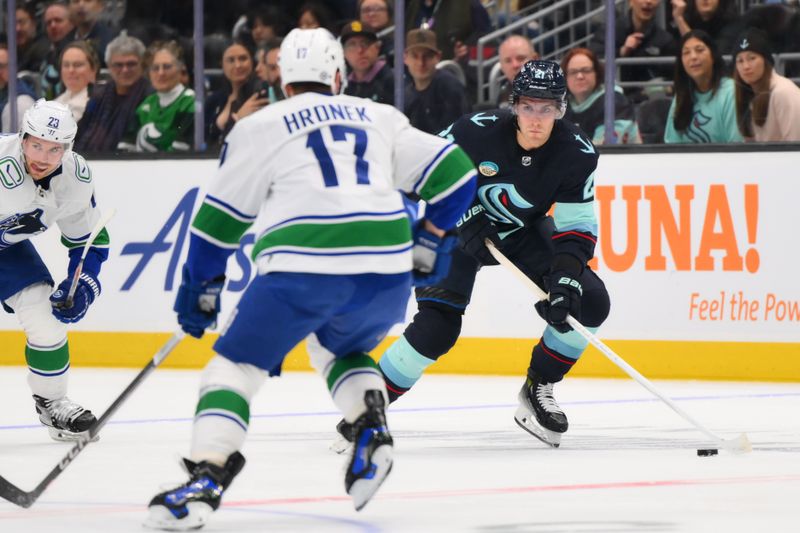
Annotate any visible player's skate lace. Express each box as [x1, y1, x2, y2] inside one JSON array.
[[34, 395, 95, 433], [534, 381, 564, 415]]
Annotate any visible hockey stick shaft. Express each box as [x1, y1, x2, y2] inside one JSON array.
[[0, 330, 185, 508], [65, 208, 117, 306], [485, 240, 751, 454]]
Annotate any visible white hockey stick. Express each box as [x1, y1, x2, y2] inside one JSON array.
[[62, 208, 116, 308], [485, 239, 752, 454]]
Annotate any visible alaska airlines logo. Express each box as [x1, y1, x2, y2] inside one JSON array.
[[478, 183, 533, 228], [0, 209, 47, 247]]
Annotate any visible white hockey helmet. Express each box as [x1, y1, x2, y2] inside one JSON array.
[[20, 99, 78, 150], [279, 28, 347, 94]]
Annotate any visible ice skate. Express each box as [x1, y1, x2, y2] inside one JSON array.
[[144, 452, 245, 531], [513, 374, 568, 448], [345, 390, 393, 511], [33, 394, 98, 442], [330, 418, 355, 454]]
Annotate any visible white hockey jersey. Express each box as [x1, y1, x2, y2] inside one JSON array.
[[0, 135, 104, 252], [191, 92, 476, 275]]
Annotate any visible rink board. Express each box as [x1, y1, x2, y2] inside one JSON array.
[[1, 151, 798, 380]]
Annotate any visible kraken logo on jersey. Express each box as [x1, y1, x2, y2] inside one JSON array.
[[0, 208, 47, 248], [478, 183, 533, 229]]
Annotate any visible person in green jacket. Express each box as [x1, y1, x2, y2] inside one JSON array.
[[131, 40, 195, 152], [664, 29, 742, 143]]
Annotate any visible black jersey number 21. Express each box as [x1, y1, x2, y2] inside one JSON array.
[[306, 126, 370, 187]]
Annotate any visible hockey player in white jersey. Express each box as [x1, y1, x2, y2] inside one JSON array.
[[0, 99, 109, 441], [144, 28, 477, 530]]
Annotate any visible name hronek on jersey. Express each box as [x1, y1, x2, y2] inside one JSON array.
[[283, 103, 373, 134]]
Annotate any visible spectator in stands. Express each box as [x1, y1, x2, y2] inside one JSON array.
[[247, 5, 288, 47], [358, 0, 394, 62], [405, 0, 492, 62], [297, 2, 335, 32], [403, 28, 469, 134], [664, 30, 741, 143], [205, 39, 267, 148], [0, 43, 37, 131], [670, 0, 740, 53], [66, 0, 117, 67], [16, 3, 50, 73], [255, 38, 284, 104], [74, 33, 152, 152], [40, 1, 75, 99], [55, 41, 99, 122], [733, 28, 800, 142], [341, 20, 394, 104], [590, 0, 678, 102], [496, 34, 538, 108], [562, 47, 641, 144], [129, 41, 195, 152]]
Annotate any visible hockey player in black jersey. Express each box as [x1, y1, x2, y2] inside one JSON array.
[[335, 59, 611, 449]]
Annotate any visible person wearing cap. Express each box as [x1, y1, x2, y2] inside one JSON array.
[[733, 28, 800, 142], [403, 28, 469, 134], [0, 99, 110, 443], [341, 20, 394, 105]]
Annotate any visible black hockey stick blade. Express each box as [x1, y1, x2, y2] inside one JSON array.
[[0, 330, 185, 508]]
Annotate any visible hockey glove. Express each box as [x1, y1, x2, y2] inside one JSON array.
[[455, 205, 500, 266], [412, 227, 456, 286], [535, 273, 582, 333], [50, 272, 101, 324], [174, 266, 225, 339]]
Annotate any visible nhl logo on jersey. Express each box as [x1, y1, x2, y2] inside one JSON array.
[[521, 156, 532, 166], [478, 161, 499, 176]]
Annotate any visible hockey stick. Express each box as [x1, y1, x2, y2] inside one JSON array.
[[485, 239, 752, 455], [63, 208, 117, 308], [0, 330, 186, 508]]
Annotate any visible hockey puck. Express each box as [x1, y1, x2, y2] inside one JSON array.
[[697, 448, 719, 456]]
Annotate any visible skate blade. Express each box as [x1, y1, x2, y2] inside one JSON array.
[[513, 406, 562, 448], [348, 445, 393, 511], [143, 502, 212, 531], [330, 434, 353, 455], [47, 427, 100, 443]]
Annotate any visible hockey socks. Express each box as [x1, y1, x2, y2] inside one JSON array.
[[190, 356, 265, 465], [378, 335, 436, 403], [530, 325, 598, 383]]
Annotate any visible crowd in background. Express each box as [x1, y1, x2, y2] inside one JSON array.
[[1, 0, 799, 154]]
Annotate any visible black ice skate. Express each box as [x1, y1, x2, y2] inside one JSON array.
[[513, 374, 568, 448], [144, 452, 245, 531], [33, 394, 98, 442], [330, 418, 355, 454], [345, 390, 393, 511]]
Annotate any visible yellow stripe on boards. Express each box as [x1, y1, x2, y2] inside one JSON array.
[[0, 331, 798, 381]]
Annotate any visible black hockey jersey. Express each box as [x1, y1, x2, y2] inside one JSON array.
[[442, 109, 599, 268]]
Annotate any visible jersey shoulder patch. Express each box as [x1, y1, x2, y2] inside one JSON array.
[[70, 152, 92, 183]]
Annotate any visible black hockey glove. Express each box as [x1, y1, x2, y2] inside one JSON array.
[[173, 266, 225, 339], [455, 204, 500, 266], [535, 272, 582, 333]]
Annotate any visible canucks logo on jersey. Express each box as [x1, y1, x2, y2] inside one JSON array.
[[0, 209, 47, 248]]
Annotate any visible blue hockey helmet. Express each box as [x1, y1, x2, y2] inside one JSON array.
[[511, 59, 567, 104]]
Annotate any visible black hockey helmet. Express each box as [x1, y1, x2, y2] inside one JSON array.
[[511, 59, 567, 104]]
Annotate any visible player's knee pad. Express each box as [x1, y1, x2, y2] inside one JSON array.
[[404, 302, 462, 360], [7, 283, 66, 348]]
